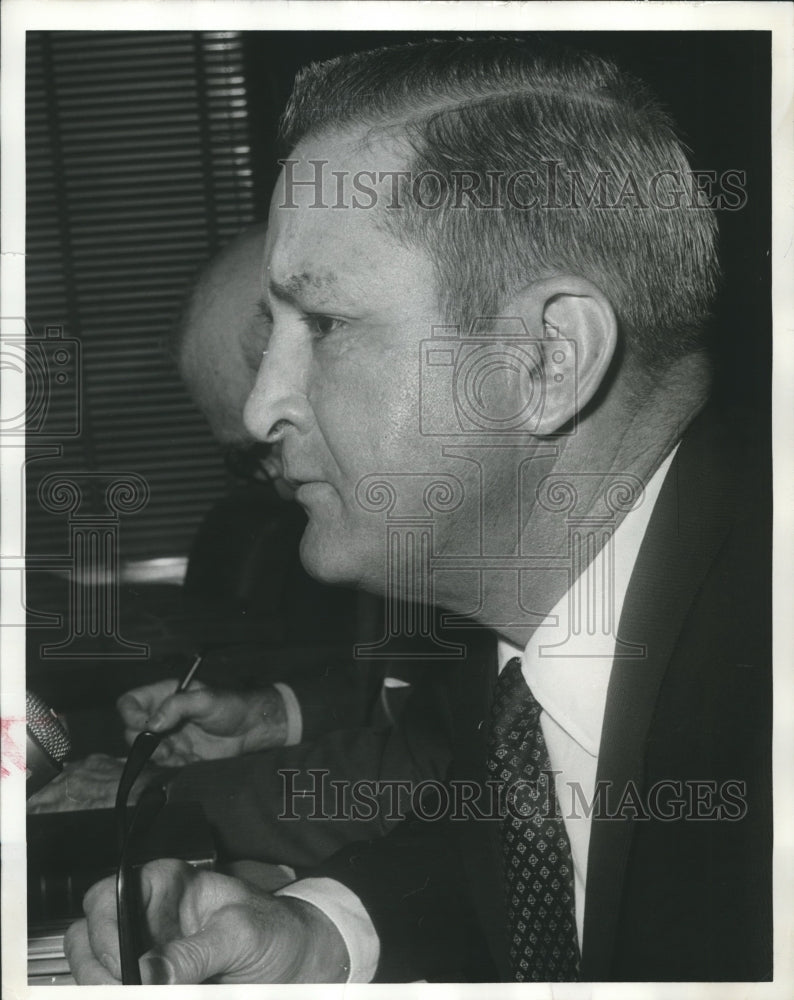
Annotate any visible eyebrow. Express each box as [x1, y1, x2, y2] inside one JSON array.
[[268, 273, 340, 309]]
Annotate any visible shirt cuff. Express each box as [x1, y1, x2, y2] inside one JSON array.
[[275, 877, 380, 983], [272, 681, 303, 747]]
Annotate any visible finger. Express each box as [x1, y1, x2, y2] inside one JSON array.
[[64, 920, 120, 985], [27, 770, 68, 810], [146, 905, 256, 984], [148, 689, 216, 733], [162, 871, 279, 983], [64, 765, 121, 811], [83, 875, 122, 972], [27, 791, 64, 814], [117, 681, 173, 726], [140, 869, 284, 984], [30, 760, 119, 813], [149, 740, 187, 766], [81, 753, 125, 772], [53, 784, 110, 813], [148, 730, 198, 766], [116, 692, 149, 729], [117, 679, 190, 728], [139, 858, 194, 942]]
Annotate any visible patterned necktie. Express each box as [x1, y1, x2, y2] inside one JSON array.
[[486, 656, 581, 982]]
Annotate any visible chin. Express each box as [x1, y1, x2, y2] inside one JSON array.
[[298, 528, 368, 588]]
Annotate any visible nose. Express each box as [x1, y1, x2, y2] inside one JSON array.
[[243, 329, 314, 444]]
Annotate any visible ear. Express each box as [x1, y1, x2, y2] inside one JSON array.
[[506, 275, 618, 434]]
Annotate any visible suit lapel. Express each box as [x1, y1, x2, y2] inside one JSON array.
[[580, 410, 741, 979]]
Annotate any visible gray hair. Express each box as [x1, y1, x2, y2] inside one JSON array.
[[280, 38, 720, 373]]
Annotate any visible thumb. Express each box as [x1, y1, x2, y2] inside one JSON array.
[[116, 690, 156, 729], [117, 679, 181, 727], [147, 688, 214, 733], [140, 906, 251, 984]]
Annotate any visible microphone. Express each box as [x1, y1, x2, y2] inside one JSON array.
[[26, 690, 71, 798]]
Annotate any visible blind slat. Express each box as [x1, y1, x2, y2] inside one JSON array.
[[26, 30, 257, 561]]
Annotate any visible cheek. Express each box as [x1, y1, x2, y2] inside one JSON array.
[[314, 354, 423, 473], [368, 356, 426, 454]]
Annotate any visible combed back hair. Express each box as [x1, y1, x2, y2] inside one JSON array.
[[279, 38, 720, 372]]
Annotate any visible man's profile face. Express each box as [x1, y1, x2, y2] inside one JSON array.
[[244, 131, 519, 593]]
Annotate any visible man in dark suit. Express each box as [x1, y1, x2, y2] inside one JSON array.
[[311, 406, 771, 982], [66, 38, 771, 984]]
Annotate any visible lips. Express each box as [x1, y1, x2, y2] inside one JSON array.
[[294, 481, 330, 505], [279, 449, 330, 499], [279, 471, 305, 492], [279, 459, 322, 493]]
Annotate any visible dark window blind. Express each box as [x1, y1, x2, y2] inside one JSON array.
[[26, 30, 257, 562]]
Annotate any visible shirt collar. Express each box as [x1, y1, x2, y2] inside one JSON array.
[[497, 445, 679, 757]]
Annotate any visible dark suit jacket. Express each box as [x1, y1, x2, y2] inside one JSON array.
[[314, 406, 772, 982], [164, 662, 453, 867], [168, 485, 455, 866]]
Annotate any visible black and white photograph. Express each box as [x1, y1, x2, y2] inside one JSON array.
[[1, 1, 791, 994]]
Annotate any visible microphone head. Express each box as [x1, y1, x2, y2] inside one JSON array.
[[26, 690, 71, 763], [26, 691, 71, 797]]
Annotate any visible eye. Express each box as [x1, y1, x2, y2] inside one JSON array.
[[303, 313, 346, 339]]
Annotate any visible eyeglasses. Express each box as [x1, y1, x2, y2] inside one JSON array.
[[114, 653, 203, 984]]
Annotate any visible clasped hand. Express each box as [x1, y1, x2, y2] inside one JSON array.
[[64, 859, 350, 984]]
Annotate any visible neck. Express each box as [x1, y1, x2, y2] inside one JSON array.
[[435, 354, 710, 646]]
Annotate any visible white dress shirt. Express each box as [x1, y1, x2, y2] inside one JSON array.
[[272, 681, 303, 746], [278, 448, 677, 981]]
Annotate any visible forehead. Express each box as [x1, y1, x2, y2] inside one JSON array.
[[265, 130, 430, 306]]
